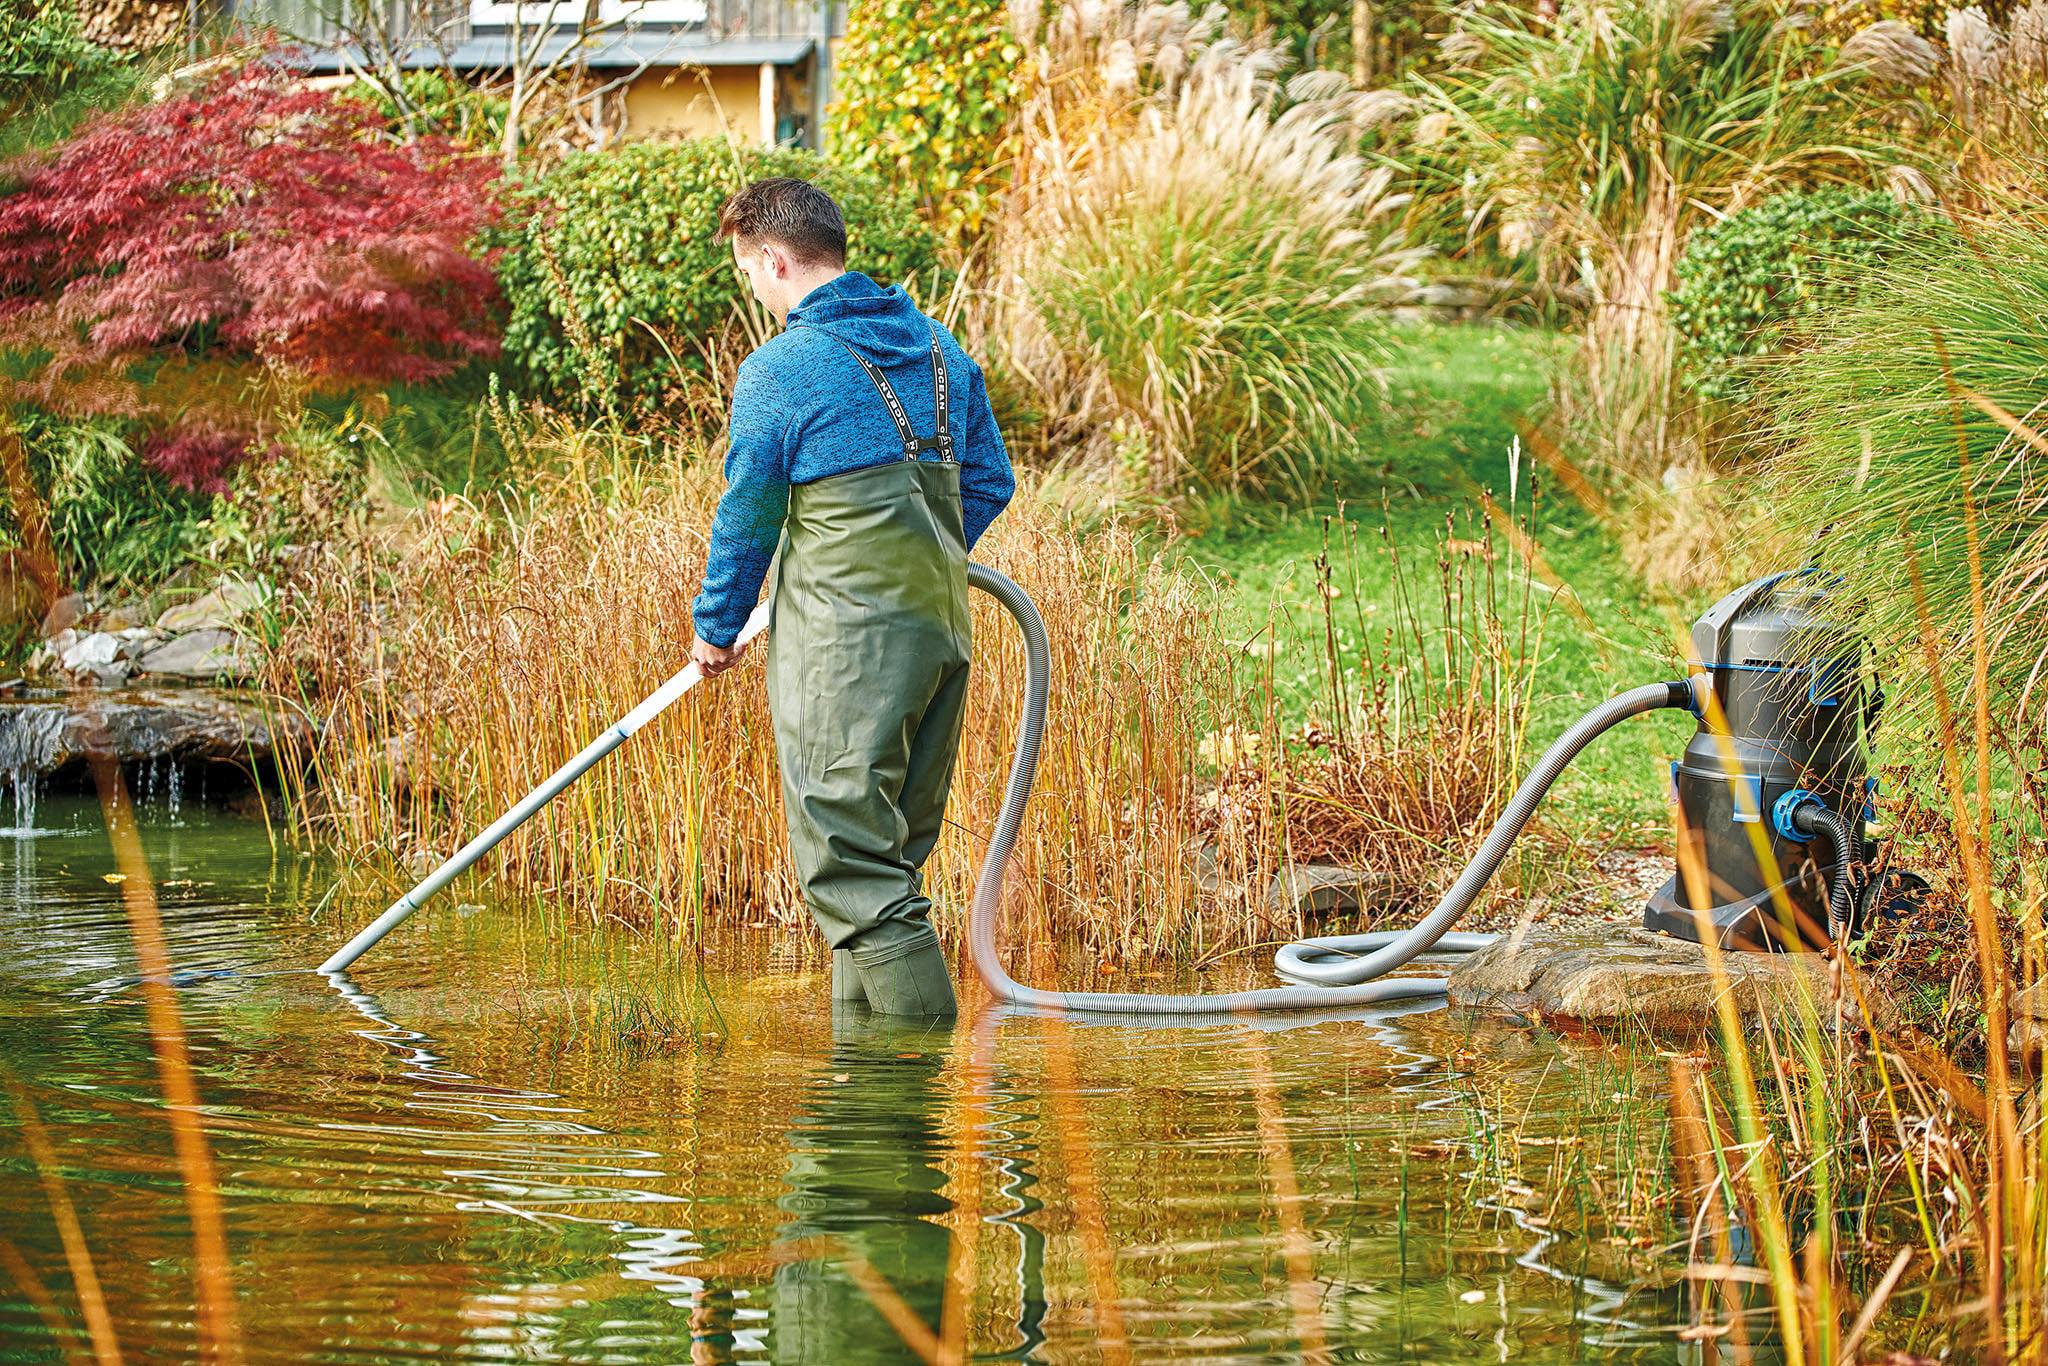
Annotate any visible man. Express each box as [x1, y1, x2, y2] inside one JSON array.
[[690, 178, 1015, 1017]]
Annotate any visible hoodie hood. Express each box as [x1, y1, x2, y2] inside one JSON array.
[[784, 271, 932, 365]]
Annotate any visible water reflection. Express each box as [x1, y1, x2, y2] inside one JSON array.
[[324, 971, 720, 1361], [771, 1007, 954, 1363], [0, 795, 1748, 1362]]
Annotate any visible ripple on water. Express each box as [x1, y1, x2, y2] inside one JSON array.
[[0, 795, 1716, 1363]]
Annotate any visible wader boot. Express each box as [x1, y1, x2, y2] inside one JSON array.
[[766, 324, 970, 1017]]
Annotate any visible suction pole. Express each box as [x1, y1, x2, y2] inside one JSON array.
[[317, 602, 773, 975]]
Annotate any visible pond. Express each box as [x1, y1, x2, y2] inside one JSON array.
[[0, 787, 1761, 1363]]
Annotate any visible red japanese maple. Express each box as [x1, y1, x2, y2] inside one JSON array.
[[0, 63, 504, 490]]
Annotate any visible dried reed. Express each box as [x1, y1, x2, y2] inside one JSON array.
[[268, 401, 1550, 963], [267, 410, 1270, 961]]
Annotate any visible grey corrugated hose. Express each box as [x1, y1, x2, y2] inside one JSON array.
[[963, 563, 1694, 1018]]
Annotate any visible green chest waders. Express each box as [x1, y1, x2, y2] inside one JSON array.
[[765, 325, 970, 1016]]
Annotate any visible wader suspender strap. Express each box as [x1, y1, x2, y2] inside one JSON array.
[[800, 324, 955, 463]]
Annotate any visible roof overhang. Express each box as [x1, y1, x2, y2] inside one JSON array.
[[273, 30, 814, 73]]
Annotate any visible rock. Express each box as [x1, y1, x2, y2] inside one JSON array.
[[58, 632, 133, 687], [1268, 860, 1401, 919], [2010, 981, 2048, 1062], [136, 629, 258, 682], [0, 687, 313, 773], [1415, 282, 1495, 310], [115, 628, 165, 662], [40, 593, 88, 637], [61, 632, 121, 671], [1447, 924, 1836, 1027], [154, 576, 267, 634]]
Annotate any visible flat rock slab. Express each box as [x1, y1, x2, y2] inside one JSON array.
[[1448, 924, 1832, 1026], [0, 688, 312, 773]]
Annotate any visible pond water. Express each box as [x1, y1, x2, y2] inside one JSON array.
[[0, 789, 1754, 1363]]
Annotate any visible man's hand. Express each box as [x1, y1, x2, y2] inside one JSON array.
[[691, 635, 750, 677]]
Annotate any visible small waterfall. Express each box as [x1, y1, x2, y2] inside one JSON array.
[[166, 761, 183, 819], [0, 705, 63, 835], [5, 765, 37, 832]]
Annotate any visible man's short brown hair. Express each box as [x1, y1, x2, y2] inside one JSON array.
[[716, 178, 847, 267]]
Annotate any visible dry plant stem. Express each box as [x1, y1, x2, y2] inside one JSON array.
[[275, 451, 1268, 960], [1667, 1059, 1751, 1359], [1237, 1022, 1330, 1362], [829, 1241, 944, 1366], [89, 758, 241, 1365], [5, 1086, 120, 1366], [1039, 1019, 1131, 1365], [1905, 534, 2018, 1364], [1671, 792, 1808, 1366], [937, 1016, 996, 1364], [1, 404, 239, 1362], [0, 1232, 87, 1365], [1933, 343, 2026, 1350]]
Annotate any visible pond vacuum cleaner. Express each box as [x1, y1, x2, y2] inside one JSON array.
[[320, 566, 1923, 1015], [1643, 571, 1925, 952]]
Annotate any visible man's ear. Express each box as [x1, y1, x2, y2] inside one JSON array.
[[761, 241, 789, 279]]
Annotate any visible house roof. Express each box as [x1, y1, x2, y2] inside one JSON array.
[[277, 29, 814, 73]]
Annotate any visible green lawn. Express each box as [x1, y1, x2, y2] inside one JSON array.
[[1179, 322, 1702, 851]]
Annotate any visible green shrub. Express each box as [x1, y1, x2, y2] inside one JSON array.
[[0, 0, 132, 158], [5, 410, 213, 590], [830, 0, 1022, 242], [0, 0, 120, 112], [343, 69, 508, 147], [1671, 188, 1920, 404], [493, 140, 941, 416]]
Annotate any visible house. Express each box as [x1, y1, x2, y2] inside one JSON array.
[[75, 0, 843, 149]]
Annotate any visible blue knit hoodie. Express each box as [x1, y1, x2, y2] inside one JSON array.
[[690, 272, 1017, 647]]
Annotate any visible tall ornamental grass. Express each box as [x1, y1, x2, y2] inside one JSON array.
[[1393, 0, 1911, 572], [969, 2, 1420, 502], [1760, 217, 2048, 781]]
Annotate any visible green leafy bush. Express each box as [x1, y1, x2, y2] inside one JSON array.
[[830, 0, 1022, 242], [0, 0, 132, 158], [5, 410, 213, 590], [1671, 188, 1920, 403], [0, 0, 120, 113], [344, 69, 508, 147], [494, 140, 941, 415]]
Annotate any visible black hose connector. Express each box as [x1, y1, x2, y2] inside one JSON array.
[[1789, 800, 1860, 944]]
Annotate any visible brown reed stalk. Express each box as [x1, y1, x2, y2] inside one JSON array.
[[0, 1231, 88, 1366], [1669, 782, 1809, 1366], [937, 1014, 997, 1365], [270, 433, 1269, 960], [1039, 1019, 1130, 1364], [6, 1085, 120, 1366], [88, 763, 240, 1365], [1904, 529, 2018, 1364], [829, 1242, 944, 1366], [1666, 1058, 1752, 1363], [1236, 1022, 1330, 1362], [1, 404, 239, 1363]]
